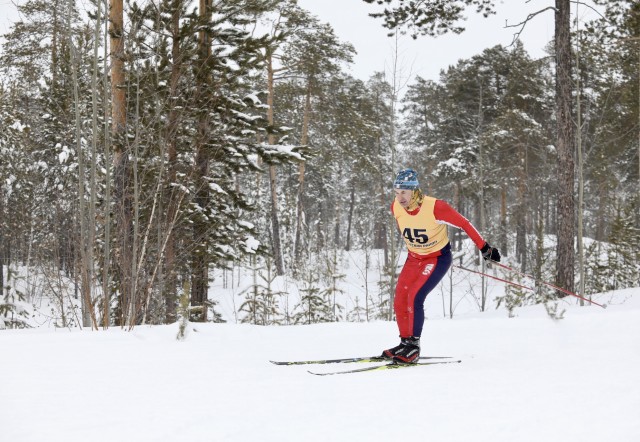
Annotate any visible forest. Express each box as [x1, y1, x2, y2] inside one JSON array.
[[0, 0, 638, 329]]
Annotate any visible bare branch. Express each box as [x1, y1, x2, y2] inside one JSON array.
[[507, 1, 607, 48], [504, 6, 556, 47], [571, 1, 606, 21]]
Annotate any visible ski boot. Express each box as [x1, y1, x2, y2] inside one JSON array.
[[382, 336, 420, 362], [392, 336, 420, 364]]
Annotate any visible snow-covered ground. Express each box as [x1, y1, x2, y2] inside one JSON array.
[[2, 286, 639, 442]]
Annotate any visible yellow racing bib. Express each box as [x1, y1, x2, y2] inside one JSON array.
[[393, 196, 449, 255]]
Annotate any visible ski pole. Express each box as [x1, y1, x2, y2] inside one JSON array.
[[453, 265, 537, 293], [489, 260, 607, 309]]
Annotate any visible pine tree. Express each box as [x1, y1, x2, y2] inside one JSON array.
[[0, 271, 30, 329], [0, 102, 30, 329], [365, 0, 580, 298], [238, 257, 284, 325], [263, 8, 355, 275], [115, 0, 305, 324], [584, 241, 609, 294], [582, 1, 639, 244], [554, 0, 576, 295], [607, 201, 640, 290], [292, 268, 333, 325], [362, 0, 496, 38], [0, 0, 95, 326]]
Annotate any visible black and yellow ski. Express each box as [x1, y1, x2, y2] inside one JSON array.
[[307, 359, 462, 376], [270, 356, 452, 366]]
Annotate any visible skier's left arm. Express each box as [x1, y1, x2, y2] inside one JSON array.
[[434, 199, 501, 262]]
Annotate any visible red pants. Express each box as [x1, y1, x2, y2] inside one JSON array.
[[394, 246, 452, 337]]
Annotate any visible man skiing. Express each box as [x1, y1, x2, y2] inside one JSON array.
[[382, 168, 501, 363]]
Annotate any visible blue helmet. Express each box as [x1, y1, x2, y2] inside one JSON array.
[[394, 168, 419, 190]]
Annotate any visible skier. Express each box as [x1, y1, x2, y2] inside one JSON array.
[[382, 168, 501, 363]]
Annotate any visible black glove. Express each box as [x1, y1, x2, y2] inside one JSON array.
[[481, 242, 501, 262]]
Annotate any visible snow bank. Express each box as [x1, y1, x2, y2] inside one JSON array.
[[1, 287, 639, 442]]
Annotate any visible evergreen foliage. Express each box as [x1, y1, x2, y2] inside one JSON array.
[[238, 257, 285, 325], [362, 0, 496, 38], [292, 268, 333, 325], [605, 201, 640, 291], [0, 0, 637, 326], [0, 268, 30, 329]]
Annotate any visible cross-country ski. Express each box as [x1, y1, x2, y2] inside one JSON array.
[[269, 355, 452, 365], [307, 359, 462, 376]]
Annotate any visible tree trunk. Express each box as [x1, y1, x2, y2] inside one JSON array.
[[0, 189, 4, 298], [266, 52, 284, 275], [333, 198, 341, 248], [129, 74, 142, 329], [345, 184, 355, 251], [477, 82, 487, 311], [516, 144, 527, 272], [102, 3, 112, 328], [51, 5, 58, 88], [500, 186, 508, 256], [191, 0, 212, 321], [191, 142, 209, 322], [164, 1, 183, 323], [294, 82, 312, 264], [89, 0, 101, 327], [554, 0, 576, 294], [268, 165, 285, 275], [451, 183, 460, 251], [576, 19, 585, 305], [595, 184, 606, 241], [111, 0, 134, 326], [535, 196, 545, 300], [67, 0, 97, 330]]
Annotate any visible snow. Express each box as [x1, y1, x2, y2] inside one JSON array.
[[237, 220, 255, 229], [1, 288, 639, 441], [260, 143, 304, 161], [208, 182, 227, 194], [2, 245, 640, 441], [58, 145, 71, 164], [244, 93, 261, 105], [9, 121, 26, 132], [243, 235, 260, 253], [436, 157, 466, 175]]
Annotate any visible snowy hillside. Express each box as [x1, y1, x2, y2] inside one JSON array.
[[2, 286, 639, 442]]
